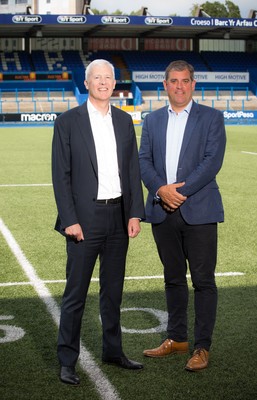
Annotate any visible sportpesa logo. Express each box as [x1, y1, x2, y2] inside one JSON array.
[[223, 111, 254, 119], [21, 113, 58, 122]]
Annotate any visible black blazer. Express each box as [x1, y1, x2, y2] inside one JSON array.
[[52, 101, 145, 235]]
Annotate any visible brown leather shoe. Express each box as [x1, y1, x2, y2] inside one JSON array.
[[185, 348, 209, 371], [143, 339, 189, 358]]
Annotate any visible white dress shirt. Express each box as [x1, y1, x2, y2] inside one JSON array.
[[166, 101, 192, 184], [87, 99, 122, 200]]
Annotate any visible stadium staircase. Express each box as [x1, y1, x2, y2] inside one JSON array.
[[111, 54, 131, 80]]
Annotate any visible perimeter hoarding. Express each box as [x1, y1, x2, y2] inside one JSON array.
[[1, 110, 257, 125], [132, 71, 250, 84], [140, 109, 257, 125], [1, 13, 257, 28]]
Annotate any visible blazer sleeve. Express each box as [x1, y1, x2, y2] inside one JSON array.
[[139, 111, 167, 197], [112, 106, 145, 221], [52, 113, 78, 232], [178, 109, 226, 197], [128, 118, 145, 220]]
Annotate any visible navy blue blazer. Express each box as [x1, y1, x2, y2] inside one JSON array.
[[52, 101, 145, 235], [139, 101, 226, 225]]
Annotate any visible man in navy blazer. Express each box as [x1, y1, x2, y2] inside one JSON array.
[[52, 59, 145, 385], [139, 60, 226, 371]]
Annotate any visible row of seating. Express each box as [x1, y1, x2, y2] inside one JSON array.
[[31, 50, 89, 71], [0, 50, 89, 72], [123, 50, 208, 71], [202, 51, 257, 72], [1, 50, 257, 73]]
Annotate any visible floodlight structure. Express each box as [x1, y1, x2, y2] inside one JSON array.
[[195, 7, 211, 18], [28, 24, 43, 38], [26, 6, 32, 14], [248, 9, 257, 18], [141, 7, 152, 16], [35, 28, 43, 38], [82, 0, 94, 15]]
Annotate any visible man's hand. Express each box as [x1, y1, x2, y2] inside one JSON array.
[[65, 223, 84, 242], [128, 218, 141, 238], [158, 182, 187, 211]]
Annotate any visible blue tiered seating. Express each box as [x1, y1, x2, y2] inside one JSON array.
[[31, 50, 49, 71], [201, 51, 257, 71], [62, 50, 86, 70], [0, 51, 31, 72], [18, 51, 32, 71], [31, 50, 86, 71], [122, 51, 208, 72], [87, 51, 121, 80]]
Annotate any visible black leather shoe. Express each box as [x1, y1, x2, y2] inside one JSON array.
[[102, 356, 143, 370], [60, 366, 80, 385]]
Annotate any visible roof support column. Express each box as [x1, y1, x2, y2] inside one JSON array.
[[192, 38, 200, 53]]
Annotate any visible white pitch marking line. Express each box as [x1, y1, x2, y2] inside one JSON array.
[[241, 151, 257, 156], [0, 272, 245, 288], [0, 218, 120, 400]]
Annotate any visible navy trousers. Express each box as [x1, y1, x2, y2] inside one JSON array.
[[152, 209, 218, 351], [57, 202, 128, 367]]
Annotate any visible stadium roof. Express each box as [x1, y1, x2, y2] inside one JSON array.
[[0, 14, 257, 41]]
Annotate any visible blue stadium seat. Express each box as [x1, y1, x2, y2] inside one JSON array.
[[31, 50, 87, 71], [122, 51, 208, 72], [201, 51, 257, 71], [31, 50, 48, 71], [0, 51, 31, 72]]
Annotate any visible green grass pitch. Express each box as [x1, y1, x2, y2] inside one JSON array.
[[0, 125, 257, 400]]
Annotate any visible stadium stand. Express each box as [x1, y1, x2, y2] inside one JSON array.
[[31, 50, 89, 71], [1, 49, 257, 115], [1, 50, 257, 77], [30, 51, 49, 71], [0, 89, 78, 114], [0, 51, 31, 72], [201, 51, 257, 72], [122, 50, 209, 72]]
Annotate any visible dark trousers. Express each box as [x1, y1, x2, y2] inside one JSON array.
[[57, 202, 129, 367], [152, 210, 218, 351]]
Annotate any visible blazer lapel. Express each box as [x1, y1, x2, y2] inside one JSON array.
[[159, 106, 169, 176], [178, 101, 199, 163], [111, 106, 123, 173], [76, 101, 98, 176]]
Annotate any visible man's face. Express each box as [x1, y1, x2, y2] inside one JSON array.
[[84, 64, 116, 102], [163, 69, 196, 112]]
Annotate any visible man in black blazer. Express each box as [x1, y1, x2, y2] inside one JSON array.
[[139, 60, 226, 371], [52, 59, 145, 385]]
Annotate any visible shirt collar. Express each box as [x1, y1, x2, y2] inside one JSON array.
[[168, 99, 193, 115], [87, 98, 112, 117]]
